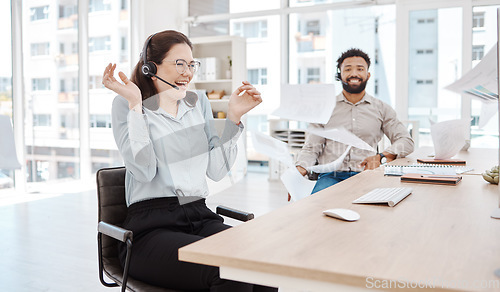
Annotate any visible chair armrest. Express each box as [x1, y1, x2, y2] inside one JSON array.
[[216, 205, 254, 221], [98, 221, 133, 242]]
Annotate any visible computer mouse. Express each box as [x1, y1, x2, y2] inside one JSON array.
[[323, 208, 360, 221]]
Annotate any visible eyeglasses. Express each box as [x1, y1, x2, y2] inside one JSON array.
[[164, 59, 201, 74]]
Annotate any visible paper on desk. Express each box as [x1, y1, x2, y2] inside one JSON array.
[[479, 101, 498, 128], [307, 146, 352, 173], [306, 128, 375, 152], [272, 84, 336, 124], [430, 119, 468, 159], [280, 167, 316, 201], [445, 44, 498, 102], [250, 131, 294, 167]]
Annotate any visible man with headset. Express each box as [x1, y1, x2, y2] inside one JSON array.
[[293, 48, 414, 196]]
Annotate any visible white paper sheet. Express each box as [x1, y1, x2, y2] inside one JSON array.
[[250, 131, 294, 167], [306, 128, 375, 152], [445, 44, 498, 102], [280, 167, 316, 202], [272, 84, 336, 124], [307, 146, 352, 173], [479, 101, 498, 128], [430, 119, 469, 159]]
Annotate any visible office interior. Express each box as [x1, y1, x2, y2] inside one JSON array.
[[0, 0, 499, 291]]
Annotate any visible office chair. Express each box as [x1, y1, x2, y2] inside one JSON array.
[[97, 166, 254, 292]]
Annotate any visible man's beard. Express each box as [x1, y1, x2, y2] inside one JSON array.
[[342, 78, 368, 94]]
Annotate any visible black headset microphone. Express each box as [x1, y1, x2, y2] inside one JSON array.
[[141, 34, 179, 90], [335, 69, 349, 86]]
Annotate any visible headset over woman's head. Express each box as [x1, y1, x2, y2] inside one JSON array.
[[131, 30, 193, 101]]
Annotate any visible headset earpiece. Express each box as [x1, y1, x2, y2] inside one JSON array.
[[139, 32, 179, 90], [141, 33, 158, 78], [142, 61, 157, 77], [335, 68, 341, 81]]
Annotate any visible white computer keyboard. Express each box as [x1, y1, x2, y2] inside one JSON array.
[[352, 187, 413, 207]]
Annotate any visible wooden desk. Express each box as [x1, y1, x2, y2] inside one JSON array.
[[398, 147, 498, 175], [179, 150, 500, 291]]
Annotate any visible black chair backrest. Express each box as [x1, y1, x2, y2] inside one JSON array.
[[97, 167, 127, 261]]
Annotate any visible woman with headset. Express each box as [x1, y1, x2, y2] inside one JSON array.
[[102, 30, 276, 291]]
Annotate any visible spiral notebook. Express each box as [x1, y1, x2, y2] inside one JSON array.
[[384, 164, 473, 176]]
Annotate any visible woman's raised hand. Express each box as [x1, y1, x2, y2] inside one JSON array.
[[103, 63, 142, 109], [227, 81, 262, 124]]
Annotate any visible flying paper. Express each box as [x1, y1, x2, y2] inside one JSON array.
[[272, 84, 336, 124], [307, 146, 352, 173], [430, 119, 468, 159], [306, 128, 375, 152], [251, 131, 294, 167], [280, 167, 316, 201]]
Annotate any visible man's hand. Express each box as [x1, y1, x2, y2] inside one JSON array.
[[288, 166, 308, 201], [360, 152, 396, 170], [360, 155, 381, 170]]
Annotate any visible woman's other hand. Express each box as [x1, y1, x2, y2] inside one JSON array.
[[227, 81, 262, 124], [103, 63, 142, 109]]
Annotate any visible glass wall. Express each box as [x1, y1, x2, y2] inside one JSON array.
[[289, 5, 396, 107], [23, 0, 81, 183], [407, 7, 463, 146], [0, 0, 14, 190], [88, 0, 129, 173], [19, 0, 129, 187], [470, 5, 499, 148], [188, 0, 500, 151]]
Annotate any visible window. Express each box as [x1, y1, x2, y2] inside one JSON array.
[[189, 0, 279, 14], [472, 45, 484, 61], [473, 12, 485, 28], [408, 8, 462, 146], [121, 0, 128, 10], [306, 68, 320, 83], [89, 36, 111, 52], [33, 114, 51, 127], [248, 68, 267, 85], [32, 78, 51, 91], [121, 36, 127, 51], [89, 0, 111, 13], [59, 5, 77, 18], [71, 77, 78, 91], [416, 49, 433, 55], [90, 114, 111, 128], [60, 79, 66, 92], [306, 20, 320, 35], [72, 42, 78, 54], [31, 43, 50, 56], [417, 18, 435, 24], [89, 75, 103, 89], [470, 5, 499, 148], [0, 77, 11, 92], [233, 20, 268, 38], [30, 6, 49, 21]]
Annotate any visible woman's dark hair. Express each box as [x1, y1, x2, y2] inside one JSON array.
[[336, 48, 371, 71], [131, 30, 192, 100]]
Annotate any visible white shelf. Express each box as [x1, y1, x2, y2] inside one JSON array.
[[191, 35, 248, 181]]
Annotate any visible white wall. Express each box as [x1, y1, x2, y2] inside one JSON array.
[[131, 0, 189, 64]]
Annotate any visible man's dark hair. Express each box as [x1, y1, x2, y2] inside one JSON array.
[[336, 48, 371, 71]]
